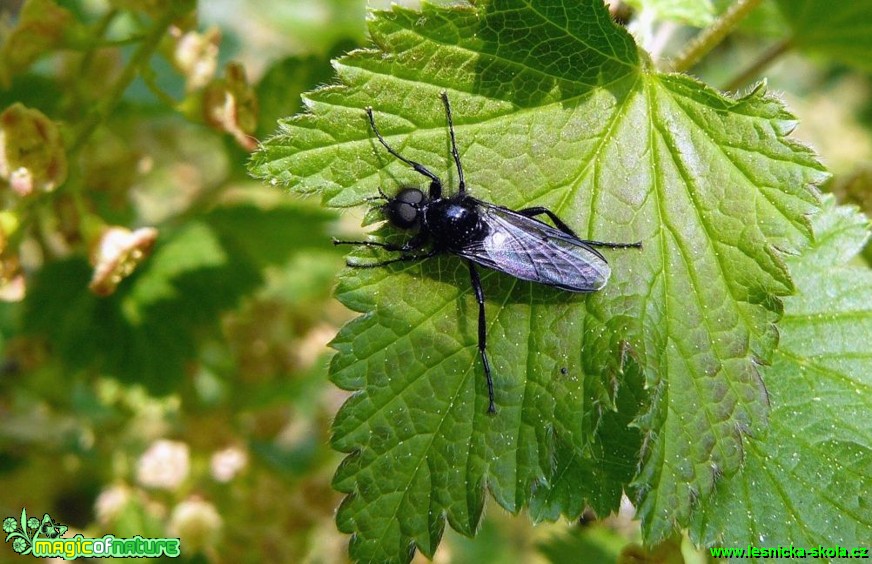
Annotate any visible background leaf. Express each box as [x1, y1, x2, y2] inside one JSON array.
[[776, 0, 872, 72], [21, 202, 336, 394], [251, 0, 829, 560], [626, 0, 716, 27], [255, 38, 360, 138], [690, 195, 872, 552]]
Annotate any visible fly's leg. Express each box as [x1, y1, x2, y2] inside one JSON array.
[[467, 261, 496, 414], [366, 107, 444, 199], [579, 240, 642, 249], [333, 232, 428, 252], [517, 206, 580, 237], [334, 233, 432, 267], [517, 207, 643, 249], [345, 249, 439, 269], [332, 240, 408, 252], [440, 91, 466, 195]]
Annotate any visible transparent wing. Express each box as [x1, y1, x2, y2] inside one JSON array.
[[457, 204, 611, 292]]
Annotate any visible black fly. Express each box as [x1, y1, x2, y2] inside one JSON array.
[[334, 92, 641, 414]]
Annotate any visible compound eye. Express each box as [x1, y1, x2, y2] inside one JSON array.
[[396, 188, 425, 205], [386, 199, 419, 229], [395, 202, 418, 224]]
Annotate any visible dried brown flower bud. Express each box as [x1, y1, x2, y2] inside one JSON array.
[[0, 0, 77, 86], [0, 103, 68, 195], [173, 26, 221, 92], [89, 226, 158, 296], [202, 63, 258, 151]]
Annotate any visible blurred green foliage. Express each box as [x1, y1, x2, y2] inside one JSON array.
[[0, 0, 871, 563], [0, 0, 362, 561]]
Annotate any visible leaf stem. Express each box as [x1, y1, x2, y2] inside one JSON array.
[[723, 38, 793, 91], [671, 0, 765, 72]]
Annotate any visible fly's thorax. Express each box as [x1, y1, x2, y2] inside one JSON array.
[[424, 197, 487, 249]]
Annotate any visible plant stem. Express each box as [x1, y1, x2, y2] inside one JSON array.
[[671, 0, 765, 73], [77, 8, 119, 81], [723, 38, 793, 91], [141, 67, 180, 108], [69, 8, 180, 154]]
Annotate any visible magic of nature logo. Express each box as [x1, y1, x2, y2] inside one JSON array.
[[3, 508, 180, 559]]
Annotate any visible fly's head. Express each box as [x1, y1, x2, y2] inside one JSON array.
[[384, 187, 427, 230]]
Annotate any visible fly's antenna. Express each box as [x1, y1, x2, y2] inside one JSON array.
[[440, 91, 465, 194], [365, 107, 441, 186]]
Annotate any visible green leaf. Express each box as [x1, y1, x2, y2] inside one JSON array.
[[529, 356, 644, 522], [256, 39, 360, 138], [250, 0, 827, 560], [712, 0, 788, 39], [691, 195, 872, 551], [22, 204, 336, 394], [776, 0, 872, 71], [536, 523, 630, 563], [204, 201, 340, 269], [22, 232, 253, 394], [124, 222, 230, 313]]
